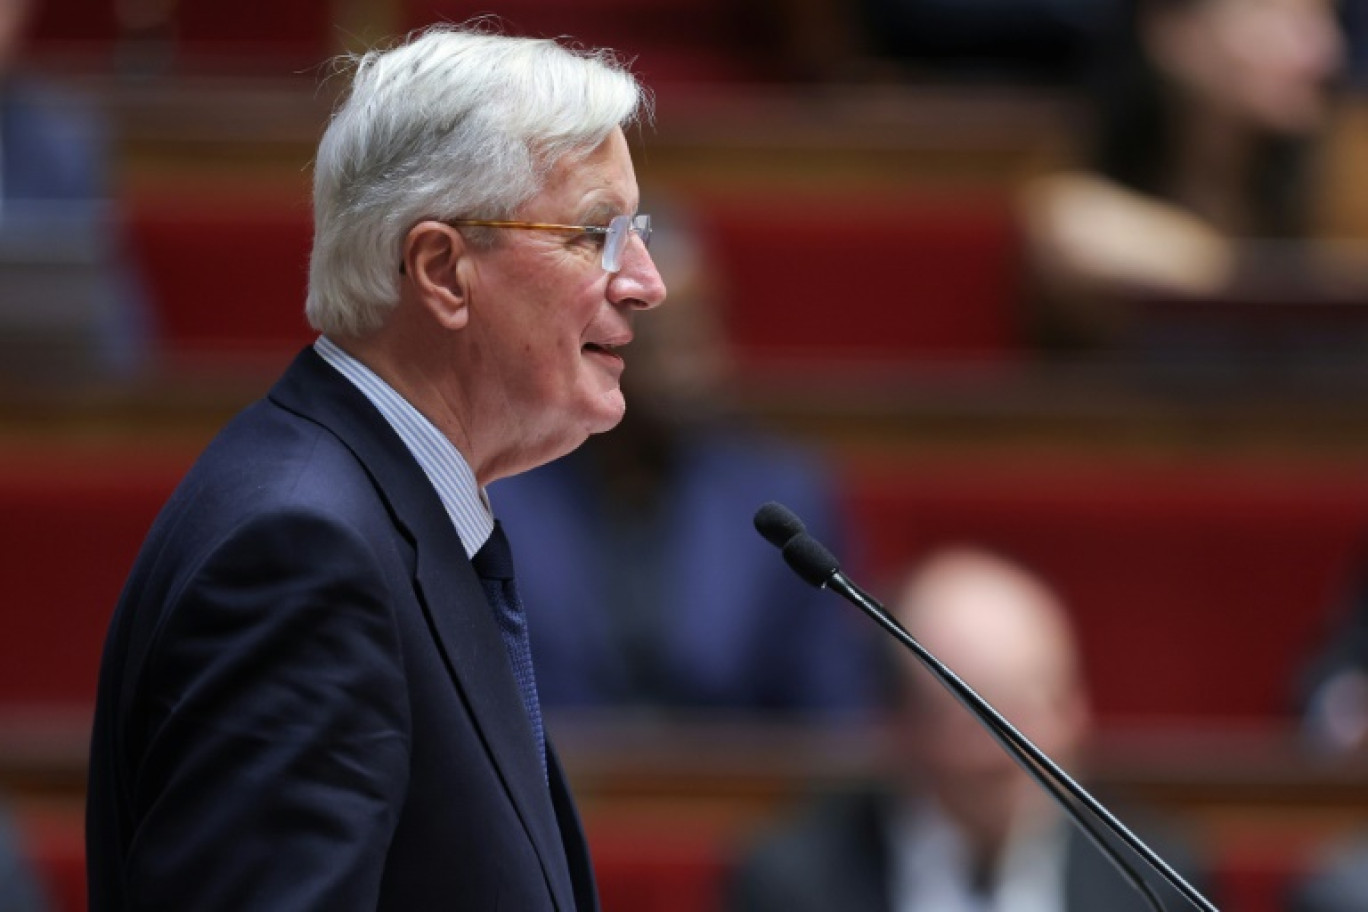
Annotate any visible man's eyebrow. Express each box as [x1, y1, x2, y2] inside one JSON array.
[[579, 200, 627, 224]]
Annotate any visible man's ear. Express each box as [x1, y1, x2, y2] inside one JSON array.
[[402, 221, 471, 331]]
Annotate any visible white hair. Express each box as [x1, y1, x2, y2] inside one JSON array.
[[306, 24, 648, 336]]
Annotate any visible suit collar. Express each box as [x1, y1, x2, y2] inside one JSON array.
[[268, 347, 579, 911], [312, 334, 493, 558]]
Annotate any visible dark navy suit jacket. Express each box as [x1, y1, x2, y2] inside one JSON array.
[[87, 348, 596, 910]]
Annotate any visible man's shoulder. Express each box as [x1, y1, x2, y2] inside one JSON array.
[[729, 789, 891, 912], [162, 395, 383, 539], [747, 788, 887, 861], [201, 395, 358, 481], [738, 790, 886, 881]]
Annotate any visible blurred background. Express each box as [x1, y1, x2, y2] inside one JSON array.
[[6, 0, 1368, 909]]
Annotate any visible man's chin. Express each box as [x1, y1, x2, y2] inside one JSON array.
[[587, 390, 627, 434]]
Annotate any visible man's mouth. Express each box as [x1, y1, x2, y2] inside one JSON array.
[[583, 341, 625, 359]]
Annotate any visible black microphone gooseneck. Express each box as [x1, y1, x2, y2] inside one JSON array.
[[753, 502, 1219, 912]]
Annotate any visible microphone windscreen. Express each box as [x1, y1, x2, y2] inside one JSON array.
[[754, 502, 806, 549], [782, 533, 841, 587]]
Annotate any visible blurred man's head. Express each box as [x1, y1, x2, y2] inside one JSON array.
[[890, 549, 1090, 857]]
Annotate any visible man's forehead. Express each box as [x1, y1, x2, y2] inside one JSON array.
[[527, 135, 637, 216]]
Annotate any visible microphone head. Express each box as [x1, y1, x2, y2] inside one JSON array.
[[754, 502, 807, 549], [782, 533, 841, 587]]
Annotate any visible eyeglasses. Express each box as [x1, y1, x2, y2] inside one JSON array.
[[443, 213, 652, 274]]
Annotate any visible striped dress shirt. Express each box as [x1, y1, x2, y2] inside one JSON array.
[[313, 334, 493, 559]]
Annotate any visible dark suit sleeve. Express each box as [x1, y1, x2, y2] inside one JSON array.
[[125, 508, 412, 911]]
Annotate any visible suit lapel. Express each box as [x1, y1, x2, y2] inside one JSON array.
[[269, 348, 577, 911]]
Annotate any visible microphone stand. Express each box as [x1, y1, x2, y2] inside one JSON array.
[[757, 507, 1219, 912]]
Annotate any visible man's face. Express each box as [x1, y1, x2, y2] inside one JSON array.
[[459, 128, 666, 475], [903, 661, 1082, 847], [890, 562, 1088, 851]]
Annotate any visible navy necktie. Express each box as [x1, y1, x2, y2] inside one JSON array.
[[472, 521, 547, 782]]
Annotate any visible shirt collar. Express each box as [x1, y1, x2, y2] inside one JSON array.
[[314, 334, 493, 559], [889, 797, 1067, 912]]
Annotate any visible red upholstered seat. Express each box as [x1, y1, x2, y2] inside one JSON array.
[[125, 198, 315, 357], [174, 0, 336, 65], [0, 452, 190, 706], [1214, 846, 1308, 912], [698, 193, 1022, 371], [27, 0, 335, 68], [25, 0, 118, 50], [589, 824, 730, 912], [401, 0, 778, 83], [844, 458, 1368, 723]]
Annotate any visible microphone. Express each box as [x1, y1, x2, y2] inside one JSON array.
[[754, 503, 1219, 912], [781, 533, 840, 588], [753, 501, 806, 549]]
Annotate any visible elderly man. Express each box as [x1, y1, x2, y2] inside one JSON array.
[[86, 26, 665, 911], [730, 549, 1206, 912]]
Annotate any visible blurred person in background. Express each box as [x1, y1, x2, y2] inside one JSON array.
[[0, 801, 47, 911], [491, 208, 879, 718], [1291, 832, 1368, 912], [1299, 558, 1368, 754], [1288, 561, 1368, 911], [1019, 0, 1347, 349], [728, 548, 1207, 912], [0, 0, 148, 378], [0, 0, 103, 204]]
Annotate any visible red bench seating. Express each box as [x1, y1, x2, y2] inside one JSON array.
[[33, 0, 776, 79], [25, 0, 117, 50], [698, 193, 1022, 373], [844, 457, 1368, 724], [0, 451, 191, 706], [590, 825, 731, 912], [402, 0, 780, 84], [28, 0, 335, 69], [3, 447, 1364, 721], [123, 192, 1023, 369], [174, 2, 336, 66], [125, 197, 316, 359]]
